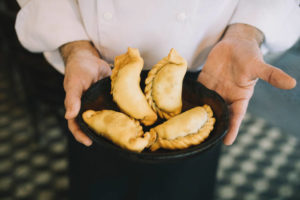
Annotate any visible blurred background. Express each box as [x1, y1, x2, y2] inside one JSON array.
[[0, 1, 299, 200]]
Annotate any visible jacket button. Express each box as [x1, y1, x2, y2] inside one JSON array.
[[103, 12, 113, 20]]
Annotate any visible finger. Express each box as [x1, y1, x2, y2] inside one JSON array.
[[64, 83, 83, 119], [223, 100, 249, 145], [99, 60, 112, 78], [99, 67, 112, 80], [256, 63, 297, 90], [68, 119, 92, 146]]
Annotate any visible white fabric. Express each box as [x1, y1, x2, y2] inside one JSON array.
[[15, 0, 300, 74], [230, 0, 300, 52], [16, 0, 30, 7]]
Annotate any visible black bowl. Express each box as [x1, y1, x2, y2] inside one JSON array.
[[76, 71, 229, 163]]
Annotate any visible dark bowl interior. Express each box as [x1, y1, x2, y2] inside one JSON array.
[[76, 71, 229, 163]]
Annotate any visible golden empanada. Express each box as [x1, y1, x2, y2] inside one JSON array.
[[111, 47, 157, 126], [145, 48, 187, 119], [82, 110, 156, 152], [149, 105, 215, 151]]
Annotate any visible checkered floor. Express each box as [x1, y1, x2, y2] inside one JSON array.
[[215, 115, 300, 200], [0, 67, 68, 200], [0, 66, 300, 200]]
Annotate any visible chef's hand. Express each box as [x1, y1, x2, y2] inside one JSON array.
[[60, 41, 111, 146], [198, 23, 296, 145]]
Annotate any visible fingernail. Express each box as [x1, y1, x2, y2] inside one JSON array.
[[224, 142, 233, 146], [223, 139, 233, 146], [84, 139, 92, 146], [292, 78, 297, 87]]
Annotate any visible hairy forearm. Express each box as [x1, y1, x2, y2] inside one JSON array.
[[223, 23, 264, 46], [60, 40, 100, 65]]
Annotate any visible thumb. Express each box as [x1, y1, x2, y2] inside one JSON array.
[[256, 63, 297, 90], [64, 85, 83, 120]]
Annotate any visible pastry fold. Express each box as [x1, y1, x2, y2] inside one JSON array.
[[149, 105, 215, 151], [145, 48, 187, 119], [111, 47, 157, 126], [82, 110, 156, 152]]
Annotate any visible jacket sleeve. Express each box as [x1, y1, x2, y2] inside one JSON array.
[[229, 0, 300, 54], [15, 0, 90, 74]]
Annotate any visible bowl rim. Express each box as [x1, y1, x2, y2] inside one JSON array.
[[76, 75, 229, 163]]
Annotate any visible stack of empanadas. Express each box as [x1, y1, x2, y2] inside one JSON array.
[[82, 47, 215, 153]]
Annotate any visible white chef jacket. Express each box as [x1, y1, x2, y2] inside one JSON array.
[[15, 0, 300, 74]]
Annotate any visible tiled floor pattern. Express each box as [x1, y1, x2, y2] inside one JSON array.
[[0, 66, 299, 200]]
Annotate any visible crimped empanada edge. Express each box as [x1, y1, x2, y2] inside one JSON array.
[[126, 117, 157, 152], [110, 58, 121, 94], [111, 47, 140, 94], [144, 61, 180, 120], [83, 109, 156, 153], [150, 105, 215, 151]]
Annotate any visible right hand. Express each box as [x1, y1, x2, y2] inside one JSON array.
[[61, 41, 111, 146], [197, 24, 296, 145]]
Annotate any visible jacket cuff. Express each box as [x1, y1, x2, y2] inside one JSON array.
[[15, 0, 90, 73], [229, 0, 300, 53]]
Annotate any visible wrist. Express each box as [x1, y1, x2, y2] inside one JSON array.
[[223, 23, 264, 46], [60, 40, 100, 65]]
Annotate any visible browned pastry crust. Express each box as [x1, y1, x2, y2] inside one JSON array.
[[111, 47, 157, 126], [144, 62, 174, 119], [145, 48, 187, 119], [83, 110, 156, 152], [149, 105, 215, 151]]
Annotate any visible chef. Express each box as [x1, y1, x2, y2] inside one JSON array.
[[15, 0, 300, 199]]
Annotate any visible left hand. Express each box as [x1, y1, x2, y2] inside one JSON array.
[[61, 41, 112, 146], [198, 24, 296, 145]]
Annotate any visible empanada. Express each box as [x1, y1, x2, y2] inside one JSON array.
[[111, 47, 157, 126], [145, 48, 187, 119], [149, 105, 215, 151], [82, 110, 156, 152]]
